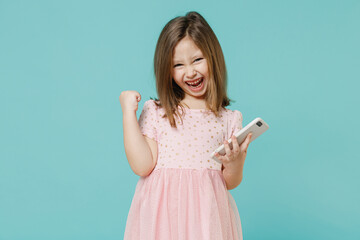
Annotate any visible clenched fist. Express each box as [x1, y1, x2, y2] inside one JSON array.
[[119, 90, 142, 113]]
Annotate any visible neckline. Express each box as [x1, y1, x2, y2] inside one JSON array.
[[177, 105, 225, 113], [185, 107, 211, 111], [177, 105, 211, 111]]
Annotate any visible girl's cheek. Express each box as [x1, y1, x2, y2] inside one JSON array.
[[171, 70, 176, 79], [199, 62, 208, 72], [173, 70, 183, 80]]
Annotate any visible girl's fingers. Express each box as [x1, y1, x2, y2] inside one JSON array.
[[215, 151, 227, 164], [214, 152, 223, 162], [231, 135, 240, 152], [241, 133, 252, 152], [136, 93, 141, 102], [223, 139, 232, 156], [215, 134, 251, 162]]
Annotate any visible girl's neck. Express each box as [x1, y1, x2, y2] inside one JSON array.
[[180, 98, 208, 110]]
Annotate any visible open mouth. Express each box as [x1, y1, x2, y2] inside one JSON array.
[[186, 78, 204, 89]]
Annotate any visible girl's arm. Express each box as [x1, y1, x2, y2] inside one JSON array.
[[222, 161, 244, 190], [120, 91, 156, 177], [215, 133, 252, 190]]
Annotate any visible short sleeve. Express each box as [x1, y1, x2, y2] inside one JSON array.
[[229, 110, 243, 137], [138, 100, 158, 142]]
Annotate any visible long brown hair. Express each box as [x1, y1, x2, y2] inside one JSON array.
[[152, 11, 233, 128]]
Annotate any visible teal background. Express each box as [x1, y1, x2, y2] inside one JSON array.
[[1, 0, 359, 239]]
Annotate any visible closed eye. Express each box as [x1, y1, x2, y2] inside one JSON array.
[[173, 58, 203, 68]]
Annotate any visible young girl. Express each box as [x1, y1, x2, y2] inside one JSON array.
[[120, 11, 252, 240]]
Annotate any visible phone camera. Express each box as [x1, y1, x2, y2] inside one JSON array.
[[256, 121, 262, 127]]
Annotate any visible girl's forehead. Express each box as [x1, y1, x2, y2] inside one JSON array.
[[174, 36, 197, 49], [173, 38, 203, 60]]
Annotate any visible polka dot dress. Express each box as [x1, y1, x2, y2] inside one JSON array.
[[124, 100, 244, 240]]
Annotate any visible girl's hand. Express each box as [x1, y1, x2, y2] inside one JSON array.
[[214, 133, 252, 168], [119, 90, 141, 113]]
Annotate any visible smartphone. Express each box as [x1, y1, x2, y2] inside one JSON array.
[[210, 117, 269, 163]]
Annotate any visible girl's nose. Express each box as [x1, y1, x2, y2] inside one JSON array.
[[185, 67, 196, 79]]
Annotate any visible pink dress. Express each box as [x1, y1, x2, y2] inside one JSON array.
[[124, 99, 244, 240]]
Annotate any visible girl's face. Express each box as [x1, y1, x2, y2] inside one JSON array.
[[171, 36, 209, 100]]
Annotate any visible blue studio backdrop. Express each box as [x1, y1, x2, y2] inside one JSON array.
[[1, 0, 359, 239]]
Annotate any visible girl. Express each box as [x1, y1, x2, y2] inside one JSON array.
[[120, 11, 252, 240]]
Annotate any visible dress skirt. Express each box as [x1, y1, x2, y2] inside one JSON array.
[[124, 167, 243, 240]]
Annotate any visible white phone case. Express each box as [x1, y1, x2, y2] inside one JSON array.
[[210, 117, 269, 163]]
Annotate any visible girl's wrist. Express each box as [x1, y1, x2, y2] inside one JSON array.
[[122, 111, 138, 123], [122, 108, 137, 117]]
